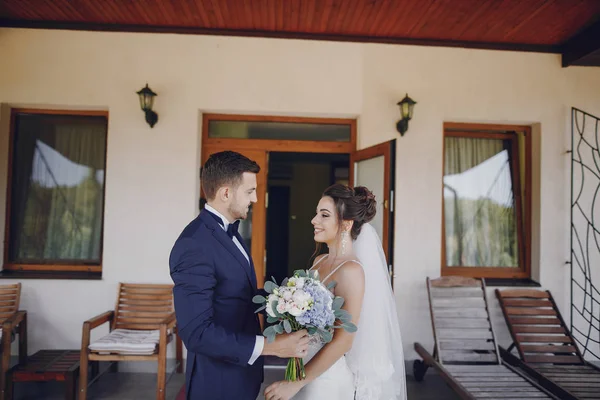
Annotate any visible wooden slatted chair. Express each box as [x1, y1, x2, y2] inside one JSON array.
[[496, 288, 600, 400], [79, 283, 183, 400], [0, 283, 27, 400], [413, 276, 559, 400]]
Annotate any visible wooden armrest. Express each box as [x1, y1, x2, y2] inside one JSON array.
[[2, 310, 26, 330], [160, 313, 177, 329], [84, 310, 114, 330]]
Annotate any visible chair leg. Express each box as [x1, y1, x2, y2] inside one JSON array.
[[1, 328, 12, 400], [109, 361, 118, 373], [18, 314, 27, 365], [4, 373, 13, 400], [78, 351, 89, 400], [157, 327, 168, 400], [157, 353, 167, 400], [91, 361, 99, 380], [176, 333, 183, 374], [66, 372, 75, 400]]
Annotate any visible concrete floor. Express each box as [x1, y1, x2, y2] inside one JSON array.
[[10, 367, 460, 400]]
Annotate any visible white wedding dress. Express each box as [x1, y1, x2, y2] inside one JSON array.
[[293, 224, 407, 400], [293, 259, 357, 400]]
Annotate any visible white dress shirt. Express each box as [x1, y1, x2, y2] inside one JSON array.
[[204, 204, 264, 365]]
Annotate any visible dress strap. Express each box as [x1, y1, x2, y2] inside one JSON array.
[[322, 259, 361, 283], [309, 254, 329, 271]]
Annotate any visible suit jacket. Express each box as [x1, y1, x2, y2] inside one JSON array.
[[169, 210, 264, 400]]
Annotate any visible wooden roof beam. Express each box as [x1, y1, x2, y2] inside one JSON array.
[[562, 18, 600, 67]]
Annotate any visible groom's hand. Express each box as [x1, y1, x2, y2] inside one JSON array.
[[261, 330, 310, 359]]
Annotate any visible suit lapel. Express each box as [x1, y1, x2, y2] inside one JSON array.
[[200, 212, 255, 288], [235, 232, 257, 288]]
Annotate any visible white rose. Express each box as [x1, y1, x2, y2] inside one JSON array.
[[292, 289, 311, 304], [282, 288, 293, 301], [289, 304, 305, 317], [295, 277, 305, 289], [276, 301, 287, 314], [287, 300, 296, 312]]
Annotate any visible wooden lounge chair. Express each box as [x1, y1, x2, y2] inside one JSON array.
[[496, 288, 600, 400], [0, 283, 27, 400], [79, 283, 183, 400], [413, 276, 559, 400]]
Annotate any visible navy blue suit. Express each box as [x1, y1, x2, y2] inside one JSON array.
[[169, 210, 264, 400]]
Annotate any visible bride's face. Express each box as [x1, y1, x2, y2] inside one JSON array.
[[311, 196, 339, 244]]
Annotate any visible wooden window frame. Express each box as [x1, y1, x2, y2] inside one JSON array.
[[441, 122, 532, 279], [202, 113, 357, 154], [3, 109, 108, 275]]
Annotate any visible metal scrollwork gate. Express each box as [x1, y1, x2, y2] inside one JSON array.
[[571, 107, 600, 361]]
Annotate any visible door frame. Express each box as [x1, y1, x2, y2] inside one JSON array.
[[350, 140, 396, 284], [201, 114, 357, 288]]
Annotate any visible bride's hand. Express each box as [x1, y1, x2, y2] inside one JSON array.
[[264, 380, 304, 400]]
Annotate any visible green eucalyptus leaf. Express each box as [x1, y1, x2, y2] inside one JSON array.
[[294, 270, 307, 278], [335, 309, 351, 323], [283, 320, 292, 334], [267, 316, 279, 324], [252, 295, 266, 304], [332, 296, 344, 310], [264, 326, 277, 343], [320, 329, 333, 343], [254, 305, 266, 314], [274, 323, 284, 334], [343, 322, 358, 333], [326, 281, 337, 290], [264, 281, 278, 294]]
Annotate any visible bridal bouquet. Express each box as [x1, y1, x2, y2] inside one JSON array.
[[253, 269, 357, 381]]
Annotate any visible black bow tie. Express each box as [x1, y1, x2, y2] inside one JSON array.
[[227, 220, 240, 239], [204, 209, 240, 239]]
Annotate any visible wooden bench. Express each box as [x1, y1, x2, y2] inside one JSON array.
[[6, 350, 82, 400]]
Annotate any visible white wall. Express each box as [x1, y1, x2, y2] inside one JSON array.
[[1, 28, 600, 367]]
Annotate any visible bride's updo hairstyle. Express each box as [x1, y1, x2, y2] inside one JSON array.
[[322, 184, 377, 240]]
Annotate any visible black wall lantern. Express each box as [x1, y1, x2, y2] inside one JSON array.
[[136, 83, 158, 128], [396, 93, 416, 136]]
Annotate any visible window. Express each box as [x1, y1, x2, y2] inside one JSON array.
[[442, 123, 531, 279], [208, 120, 352, 142], [5, 110, 108, 275]]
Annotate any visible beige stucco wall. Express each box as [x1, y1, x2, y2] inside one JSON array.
[[1, 28, 599, 369]]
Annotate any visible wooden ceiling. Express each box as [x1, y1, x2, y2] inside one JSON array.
[[1, 0, 600, 67]]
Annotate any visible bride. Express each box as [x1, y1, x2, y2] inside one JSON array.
[[264, 184, 407, 400]]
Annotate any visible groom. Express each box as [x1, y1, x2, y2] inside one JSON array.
[[170, 150, 309, 400]]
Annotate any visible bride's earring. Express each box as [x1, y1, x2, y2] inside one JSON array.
[[341, 231, 348, 255]]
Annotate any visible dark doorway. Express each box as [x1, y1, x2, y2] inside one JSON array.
[[265, 152, 349, 283]]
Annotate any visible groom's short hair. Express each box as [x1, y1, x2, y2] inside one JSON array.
[[201, 151, 260, 200]]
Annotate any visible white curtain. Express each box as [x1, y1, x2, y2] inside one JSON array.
[[443, 136, 519, 268], [13, 117, 106, 263]]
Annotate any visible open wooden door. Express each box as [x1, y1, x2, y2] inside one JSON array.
[[201, 146, 268, 288], [350, 140, 396, 284]]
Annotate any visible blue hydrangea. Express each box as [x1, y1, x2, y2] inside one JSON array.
[[296, 279, 335, 329]]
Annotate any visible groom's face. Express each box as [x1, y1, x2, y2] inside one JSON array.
[[228, 172, 258, 220]]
